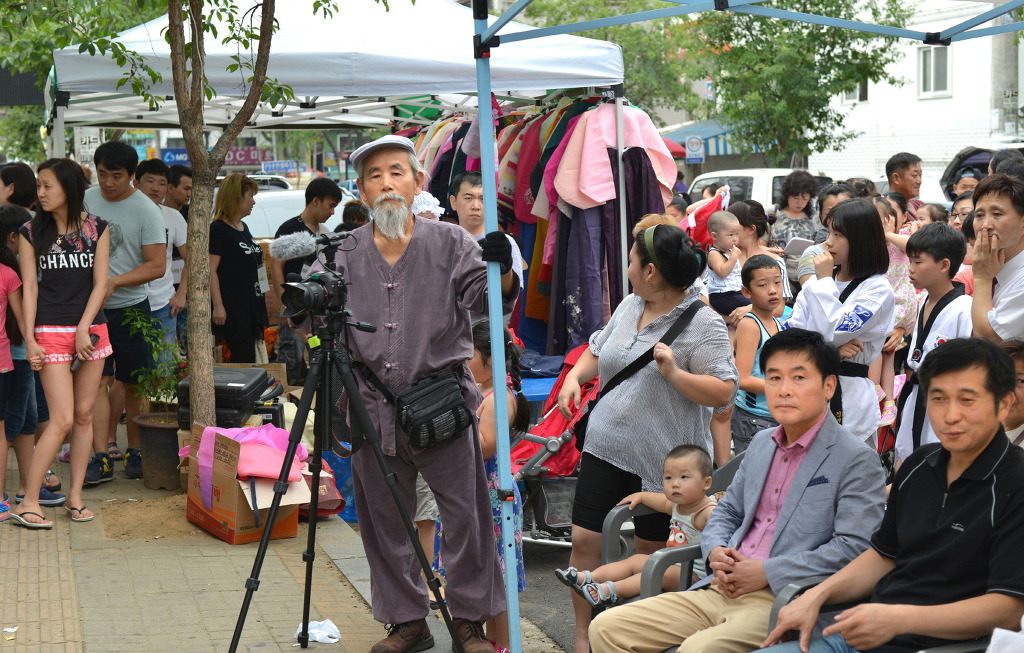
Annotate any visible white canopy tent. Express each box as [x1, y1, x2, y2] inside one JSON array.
[[48, 0, 623, 134]]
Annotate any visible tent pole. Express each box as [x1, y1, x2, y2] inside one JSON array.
[[615, 85, 628, 298], [473, 1, 522, 652], [54, 105, 66, 159]]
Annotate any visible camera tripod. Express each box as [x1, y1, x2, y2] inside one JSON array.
[[228, 308, 464, 652]]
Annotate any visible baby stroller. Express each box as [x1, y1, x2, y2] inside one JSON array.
[[511, 344, 597, 548]]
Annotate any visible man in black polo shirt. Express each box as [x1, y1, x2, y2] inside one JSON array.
[[762, 337, 1024, 653], [269, 177, 342, 304]]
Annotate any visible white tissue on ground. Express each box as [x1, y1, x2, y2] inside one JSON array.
[[294, 619, 340, 644]]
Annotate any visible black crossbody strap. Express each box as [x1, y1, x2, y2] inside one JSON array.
[[354, 362, 398, 404], [905, 285, 966, 449], [827, 273, 868, 424], [836, 274, 869, 303], [600, 301, 704, 398]]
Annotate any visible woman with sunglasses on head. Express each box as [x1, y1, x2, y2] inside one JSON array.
[[210, 174, 268, 364]]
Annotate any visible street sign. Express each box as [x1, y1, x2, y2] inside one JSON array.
[[684, 136, 705, 164], [161, 148, 190, 164], [74, 128, 101, 163], [262, 160, 298, 174]]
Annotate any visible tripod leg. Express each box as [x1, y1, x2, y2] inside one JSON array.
[[297, 344, 335, 648], [229, 349, 325, 653], [330, 352, 465, 653]]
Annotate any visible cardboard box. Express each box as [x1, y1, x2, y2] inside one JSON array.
[[186, 423, 310, 545]]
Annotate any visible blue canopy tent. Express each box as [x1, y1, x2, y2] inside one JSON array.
[[472, 2, 1024, 651]]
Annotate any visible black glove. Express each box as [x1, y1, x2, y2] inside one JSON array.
[[480, 231, 512, 274]]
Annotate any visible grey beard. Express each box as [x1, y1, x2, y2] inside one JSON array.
[[373, 193, 411, 241]]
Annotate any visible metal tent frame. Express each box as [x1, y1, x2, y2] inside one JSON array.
[[472, 2, 1024, 652]]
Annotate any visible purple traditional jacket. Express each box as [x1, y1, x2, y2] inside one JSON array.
[[324, 217, 520, 455]]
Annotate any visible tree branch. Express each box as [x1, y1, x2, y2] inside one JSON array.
[[210, 0, 275, 161]]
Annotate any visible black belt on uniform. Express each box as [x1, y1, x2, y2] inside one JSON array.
[[830, 362, 870, 424]]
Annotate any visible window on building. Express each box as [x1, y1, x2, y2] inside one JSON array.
[[919, 46, 950, 97], [842, 80, 869, 103]]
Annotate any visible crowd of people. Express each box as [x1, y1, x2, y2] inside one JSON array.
[[561, 149, 1024, 653], [3, 133, 1024, 653]]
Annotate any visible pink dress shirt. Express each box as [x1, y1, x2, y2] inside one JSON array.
[[738, 412, 829, 560]]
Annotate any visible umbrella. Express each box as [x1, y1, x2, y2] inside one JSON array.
[[662, 136, 686, 157]]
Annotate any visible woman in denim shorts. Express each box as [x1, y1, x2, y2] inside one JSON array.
[[11, 160, 113, 529]]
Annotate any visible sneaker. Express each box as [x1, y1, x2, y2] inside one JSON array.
[[84, 452, 114, 486], [14, 487, 67, 507], [0, 500, 9, 521], [57, 443, 71, 463], [124, 447, 143, 479], [881, 401, 898, 427]]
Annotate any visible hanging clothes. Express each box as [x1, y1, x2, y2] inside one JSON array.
[[401, 99, 673, 356]]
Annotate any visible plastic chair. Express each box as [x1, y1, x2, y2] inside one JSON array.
[[598, 451, 747, 593], [768, 577, 991, 653]]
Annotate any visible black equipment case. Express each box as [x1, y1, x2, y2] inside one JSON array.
[[176, 405, 253, 431], [177, 366, 270, 409]]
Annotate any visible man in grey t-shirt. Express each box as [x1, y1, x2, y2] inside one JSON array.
[[83, 141, 165, 484]]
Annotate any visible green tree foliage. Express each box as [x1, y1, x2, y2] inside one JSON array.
[[0, 106, 47, 162], [0, 0, 165, 86], [675, 0, 911, 166], [524, 0, 690, 122], [0, 0, 165, 162]]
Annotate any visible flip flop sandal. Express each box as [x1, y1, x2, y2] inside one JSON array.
[[0, 501, 9, 522], [8, 511, 54, 529], [65, 506, 95, 523], [107, 442, 124, 461], [45, 469, 62, 492], [554, 567, 594, 597], [581, 580, 619, 609]]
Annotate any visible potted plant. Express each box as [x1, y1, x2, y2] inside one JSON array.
[[123, 307, 189, 490]]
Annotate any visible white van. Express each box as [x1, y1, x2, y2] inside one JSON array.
[[688, 168, 832, 209], [245, 188, 356, 239]]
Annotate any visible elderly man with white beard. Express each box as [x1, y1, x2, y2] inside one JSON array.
[[323, 135, 519, 653]]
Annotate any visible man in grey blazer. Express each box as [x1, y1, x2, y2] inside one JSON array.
[[590, 329, 887, 653]]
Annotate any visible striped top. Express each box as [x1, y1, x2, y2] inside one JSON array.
[[585, 290, 738, 491]]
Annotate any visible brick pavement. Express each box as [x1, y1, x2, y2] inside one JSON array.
[[2, 431, 563, 652], [2, 447, 382, 652]]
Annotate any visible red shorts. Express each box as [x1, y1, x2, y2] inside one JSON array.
[[34, 324, 113, 365]]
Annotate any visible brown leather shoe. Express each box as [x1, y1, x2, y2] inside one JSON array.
[[450, 618, 492, 653], [370, 619, 434, 653]]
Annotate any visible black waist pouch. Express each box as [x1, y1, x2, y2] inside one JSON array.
[[395, 370, 474, 448]]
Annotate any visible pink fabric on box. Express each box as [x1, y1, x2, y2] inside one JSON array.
[[738, 412, 827, 560], [237, 442, 303, 482], [193, 425, 308, 509]]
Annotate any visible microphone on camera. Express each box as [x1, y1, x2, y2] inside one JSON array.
[[268, 231, 352, 261], [269, 232, 317, 261]]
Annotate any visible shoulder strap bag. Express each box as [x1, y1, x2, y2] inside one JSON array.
[[574, 301, 705, 452]]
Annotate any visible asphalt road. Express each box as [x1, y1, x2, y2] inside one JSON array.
[[520, 536, 637, 652], [521, 540, 575, 652]]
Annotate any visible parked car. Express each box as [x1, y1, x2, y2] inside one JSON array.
[[245, 188, 356, 239], [216, 174, 294, 192], [688, 168, 833, 209]]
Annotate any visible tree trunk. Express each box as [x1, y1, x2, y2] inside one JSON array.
[[184, 164, 216, 428], [168, 0, 276, 428]]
